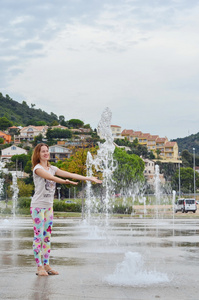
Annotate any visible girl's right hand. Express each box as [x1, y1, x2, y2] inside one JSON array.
[[65, 179, 78, 185]]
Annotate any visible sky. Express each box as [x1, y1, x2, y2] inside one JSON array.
[[0, 0, 199, 140]]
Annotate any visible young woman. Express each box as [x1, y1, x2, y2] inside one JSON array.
[[31, 143, 102, 276]]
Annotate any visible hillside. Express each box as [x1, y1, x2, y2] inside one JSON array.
[[1, 92, 199, 154], [0, 93, 58, 126], [172, 133, 199, 154]]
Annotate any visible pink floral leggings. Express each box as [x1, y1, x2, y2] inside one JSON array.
[[30, 207, 53, 267]]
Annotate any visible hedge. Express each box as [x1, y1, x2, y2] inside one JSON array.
[[15, 197, 132, 214]]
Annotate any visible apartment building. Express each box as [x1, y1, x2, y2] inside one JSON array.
[[155, 137, 168, 158], [147, 135, 159, 152], [119, 128, 179, 162], [110, 125, 122, 139], [164, 141, 179, 160], [138, 133, 151, 146]]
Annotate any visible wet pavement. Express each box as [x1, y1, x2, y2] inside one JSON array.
[[1, 216, 199, 300]]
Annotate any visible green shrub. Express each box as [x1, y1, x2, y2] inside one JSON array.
[[112, 204, 132, 214], [17, 207, 31, 215], [17, 197, 31, 208], [2, 207, 12, 214], [53, 200, 81, 212]]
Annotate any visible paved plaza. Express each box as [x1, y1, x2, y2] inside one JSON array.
[[1, 216, 199, 300]]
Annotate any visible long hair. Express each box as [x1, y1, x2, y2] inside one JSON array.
[[32, 143, 50, 168]]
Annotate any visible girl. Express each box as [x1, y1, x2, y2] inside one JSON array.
[[31, 143, 102, 276]]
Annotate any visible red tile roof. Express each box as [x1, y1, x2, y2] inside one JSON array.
[[121, 129, 134, 136], [165, 141, 176, 147]]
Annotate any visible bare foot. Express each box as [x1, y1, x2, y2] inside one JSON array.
[[36, 266, 48, 276], [44, 265, 59, 275]]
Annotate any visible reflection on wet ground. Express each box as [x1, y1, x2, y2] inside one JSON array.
[[0, 217, 199, 299]]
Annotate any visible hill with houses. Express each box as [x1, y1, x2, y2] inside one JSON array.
[[1, 92, 199, 156], [1, 92, 199, 193]]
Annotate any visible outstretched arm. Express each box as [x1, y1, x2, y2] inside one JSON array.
[[35, 168, 78, 185], [55, 169, 102, 184]]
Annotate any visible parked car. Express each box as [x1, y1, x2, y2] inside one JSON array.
[[175, 198, 197, 213], [65, 200, 73, 204]]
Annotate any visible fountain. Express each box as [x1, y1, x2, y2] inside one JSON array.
[[154, 164, 161, 219], [0, 160, 19, 217], [0, 161, 4, 198], [10, 172, 19, 218], [1, 108, 199, 298], [85, 107, 116, 224], [0, 177, 4, 199], [82, 107, 170, 286]]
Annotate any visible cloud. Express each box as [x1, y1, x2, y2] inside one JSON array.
[[1, 0, 199, 139]]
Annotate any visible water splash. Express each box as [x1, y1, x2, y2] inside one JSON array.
[[105, 251, 170, 286], [0, 161, 4, 198], [154, 165, 161, 219], [11, 172, 19, 218], [0, 177, 4, 198], [86, 107, 116, 224]]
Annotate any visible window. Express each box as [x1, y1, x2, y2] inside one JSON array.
[[11, 146, 16, 150]]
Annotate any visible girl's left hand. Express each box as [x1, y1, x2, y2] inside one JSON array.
[[89, 177, 102, 184]]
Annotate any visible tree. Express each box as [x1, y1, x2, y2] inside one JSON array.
[[55, 147, 99, 198], [22, 101, 29, 107], [50, 120, 59, 126], [11, 154, 30, 170], [149, 151, 155, 159], [59, 115, 65, 123], [0, 137, 4, 144], [50, 112, 58, 119], [33, 133, 44, 146], [113, 147, 145, 192], [67, 119, 84, 129], [157, 162, 177, 181], [0, 117, 13, 130], [181, 149, 193, 168], [46, 128, 72, 140], [57, 147, 98, 176], [36, 121, 47, 126], [155, 149, 161, 159], [84, 124, 91, 129], [172, 167, 199, 193], [17, 180, 34, 197]]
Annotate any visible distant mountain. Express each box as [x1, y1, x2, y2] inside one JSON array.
[[0, 93, 58, 126], [172, 133, 199, 154]]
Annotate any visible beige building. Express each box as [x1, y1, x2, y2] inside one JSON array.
[[143, 158, 165, 185], [15, 125, 48, 142], [110, 125, 122, 139], [120, 128, 179, 162], [147, 135, 159, 152], [164, 141, 179, 160], [1, 145, 27, 162]]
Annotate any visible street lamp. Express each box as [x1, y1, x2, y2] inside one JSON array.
[[178, 152, 181, 198], [193, 148, 196, 200], [57, 186, 61, 201]]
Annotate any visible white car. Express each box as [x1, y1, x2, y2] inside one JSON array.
[[175, 198, 197, 213]]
